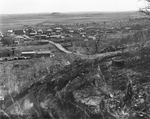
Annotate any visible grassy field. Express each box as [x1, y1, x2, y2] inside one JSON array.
[[0, 11, 146, 30]]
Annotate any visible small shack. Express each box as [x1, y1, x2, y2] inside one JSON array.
[[37, 29, 43, 34], [46, 29, 52, 33], [21, 51, 53, 58], [41, 35, 48, 39], [21, 51, 36, 58], [7, 30, 14, 36], [36, 51, 53, 58]]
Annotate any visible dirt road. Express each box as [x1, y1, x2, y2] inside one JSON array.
[[49, 41, 123, 59]]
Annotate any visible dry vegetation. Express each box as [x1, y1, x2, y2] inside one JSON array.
[[0, 12, 150, 119]]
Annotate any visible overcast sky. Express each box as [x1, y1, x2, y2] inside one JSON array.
[[0, 0, 146, 14]]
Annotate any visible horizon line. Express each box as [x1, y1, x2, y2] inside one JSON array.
[[0, 10, 139, 15]]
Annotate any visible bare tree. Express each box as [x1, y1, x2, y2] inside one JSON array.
[[140, 0, 150, 15], [94, 21, 107, 54]]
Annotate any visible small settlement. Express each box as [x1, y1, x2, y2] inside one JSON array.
[[0, 21, 140, 61]]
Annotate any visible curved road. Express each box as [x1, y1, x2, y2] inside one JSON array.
[[49, 41, 123, 60]]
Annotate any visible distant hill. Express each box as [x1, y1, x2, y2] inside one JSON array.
[[51, 12, 61, 15]]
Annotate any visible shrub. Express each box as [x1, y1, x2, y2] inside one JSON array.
[[1, 36, 14, 46]]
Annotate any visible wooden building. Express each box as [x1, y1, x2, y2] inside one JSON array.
[[21, 51, 53, 58]]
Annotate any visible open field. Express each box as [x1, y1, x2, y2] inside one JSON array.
[[0, 11, 146, 30]]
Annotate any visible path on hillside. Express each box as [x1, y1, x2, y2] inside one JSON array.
[[49, 41, 123, 59]]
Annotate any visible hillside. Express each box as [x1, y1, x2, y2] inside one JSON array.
[[0, 11, 150, 119], [0, 40, 150, 119]]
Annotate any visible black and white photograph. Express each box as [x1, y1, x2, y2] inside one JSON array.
[[0, 0, 150, 119]]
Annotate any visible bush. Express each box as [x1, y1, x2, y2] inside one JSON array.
[[1, 36, 14, 46]]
